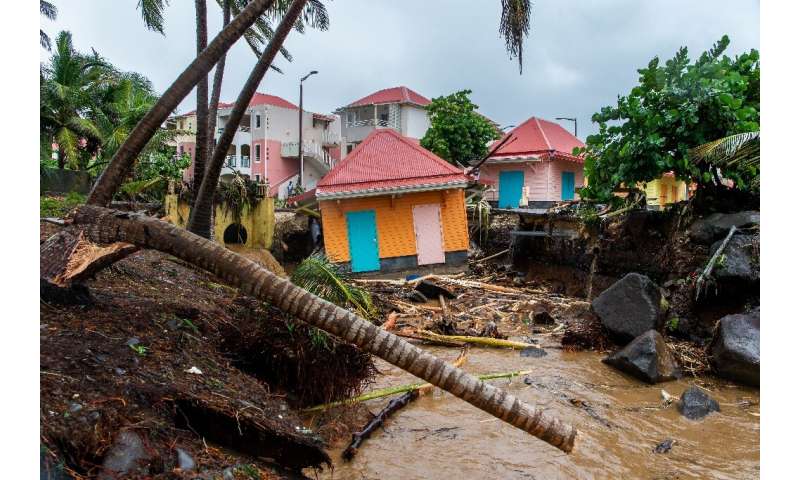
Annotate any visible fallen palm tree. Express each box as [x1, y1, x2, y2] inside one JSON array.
[[64, 206, 576, 452]]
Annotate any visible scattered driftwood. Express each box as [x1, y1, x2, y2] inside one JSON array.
[[341, 348, 469, 461], [303, 368, 532, 413], [397, 329, 536, 350], [475, 248, 510, 264], [695, 225, 737, 299]]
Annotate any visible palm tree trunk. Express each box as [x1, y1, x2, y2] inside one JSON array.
[[87, 0, 278, 207], [206, 0, 231, 157], [57, 147, 65, 169], [71, 204, 578, 453], [187, 0, 307, 238], [192, 0, 210, 198]]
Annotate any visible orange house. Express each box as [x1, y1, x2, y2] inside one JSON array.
[[316, 129, 469, 273]]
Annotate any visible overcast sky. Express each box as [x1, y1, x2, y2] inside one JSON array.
[[42, 0, 759, 139]]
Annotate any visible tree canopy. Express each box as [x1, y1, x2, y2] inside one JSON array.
[[581, 35, 759, 201], [420, 90, 501, 167]]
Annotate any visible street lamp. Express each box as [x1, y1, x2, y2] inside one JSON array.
[[501, 124, 516, 131], [556, 117, 577, 137], [298, 70, 318, 189]]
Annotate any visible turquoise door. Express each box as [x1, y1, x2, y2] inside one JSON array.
[[498, 171, 524, 208], [346, 210, 380, 272], [561, 171, 575, 200]]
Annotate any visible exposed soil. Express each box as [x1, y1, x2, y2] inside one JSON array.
[[40, 225, 374, 479]]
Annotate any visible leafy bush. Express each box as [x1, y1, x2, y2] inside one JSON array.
[[581, 36, 759, 201]]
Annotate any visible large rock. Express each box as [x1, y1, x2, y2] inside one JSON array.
[[99, 431, 148, 479], [689, 211, 759, 244], [602, 330, 681, 384], [592, 273, 664, 342], [710, 234, 759, 285], [709, 309, 760, 386], [678, 386, 720, 420]]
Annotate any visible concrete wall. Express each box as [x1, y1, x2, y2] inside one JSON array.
[[319, 189, 469, 264], [400, 105, 430, 139], [164, 194, 274, 250], [40, 168, 92, 194]]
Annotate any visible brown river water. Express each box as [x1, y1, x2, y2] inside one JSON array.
[[317, 340, 759, 480]]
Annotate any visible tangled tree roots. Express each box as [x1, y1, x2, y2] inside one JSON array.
[[220, 295, 376, 407]]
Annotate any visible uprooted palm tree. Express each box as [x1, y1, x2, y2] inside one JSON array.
[[53, 0, 578, 452], [187, 0, 327, 238]]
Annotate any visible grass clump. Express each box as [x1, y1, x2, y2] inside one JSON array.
[[40, 192, 86, 218]]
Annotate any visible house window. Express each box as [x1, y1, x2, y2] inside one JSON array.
[[346, 144, 354, 154], [188, 121, 192, 130], [255, 144, 261, 162], [255, 174, 261, 182], [256, 115, 261, 128]]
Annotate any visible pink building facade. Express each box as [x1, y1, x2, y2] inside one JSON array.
[[176, 92, 344, 199]]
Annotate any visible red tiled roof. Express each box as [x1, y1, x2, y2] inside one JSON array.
[[317, 129, 467, 198], [488, 116, 585, 163], [248, 92, 298, 109], [178, 101, 232, 117], [346, 86, 431, 108]]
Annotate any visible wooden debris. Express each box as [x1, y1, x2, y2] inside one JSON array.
[[302, 368, 532, 413], [695, 225, 737, 299], [397, 329, 535, 350]]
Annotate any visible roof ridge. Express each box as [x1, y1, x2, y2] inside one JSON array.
[[533, 117, 553, 151]]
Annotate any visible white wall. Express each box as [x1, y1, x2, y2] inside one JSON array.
[[400, 105, 430, 139]]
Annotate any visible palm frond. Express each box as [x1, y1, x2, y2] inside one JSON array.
[[690, 131, 760, 169], [120, 177, 164, 199], [40, 30, 51, 50], [499, 0, 532, 74], [291, 253, 377, 319], [40, 1, 57, 20], [137, 0, 169, 34]]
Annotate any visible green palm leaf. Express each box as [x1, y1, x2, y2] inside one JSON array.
[[291, 253, 376, 319], [499, 0, 532, 74]]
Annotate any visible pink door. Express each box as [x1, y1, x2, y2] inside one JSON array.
[[412, 204, 446, 265]]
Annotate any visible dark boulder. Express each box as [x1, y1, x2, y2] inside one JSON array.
[[678, 386, 720, 420], [592, 273, 664, 343], [414, 280, 456, 300], [520, 346, 548, 358], [710, 234, 759, 287], [709, 309, 760, 386], [689, 211, 759, 244], [653, 439, 675, 454], [99, 431, 149, 479], [602, 330, 681, 384]]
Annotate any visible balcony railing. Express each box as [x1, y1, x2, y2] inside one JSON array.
[[344, 118, 397, 129], [240, 155, 250, 168], [281, 141, 336, 170], [225, 155, 237, 168], [216, 125, 251, 135]]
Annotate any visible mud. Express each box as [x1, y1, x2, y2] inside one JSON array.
[[320, 340, 760, 479]]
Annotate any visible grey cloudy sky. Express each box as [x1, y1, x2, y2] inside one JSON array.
[[43, 0, 759, 139]]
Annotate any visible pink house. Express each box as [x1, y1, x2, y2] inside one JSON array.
[[479, 116, 585, 208], [176, 92, 344, 199]]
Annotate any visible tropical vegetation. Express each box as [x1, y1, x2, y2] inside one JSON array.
[[581, 36, 760, 201], [420, 90, 501, 167]]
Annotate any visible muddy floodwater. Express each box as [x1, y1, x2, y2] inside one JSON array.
[[320, 339, 759, 480]]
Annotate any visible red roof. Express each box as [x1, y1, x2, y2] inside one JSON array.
[[346, 86, 431, 108], [316, 129, 467, 198], [488, 116, 585, 163], [248, 92, 298, 109]]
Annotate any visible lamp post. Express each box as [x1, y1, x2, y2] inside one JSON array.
[[298, 70, 318, 189], [556, 117, 577, 137]]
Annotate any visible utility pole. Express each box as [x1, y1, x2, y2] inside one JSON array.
[[298, 70, 318, 189], [556, 117, 577, 137]]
